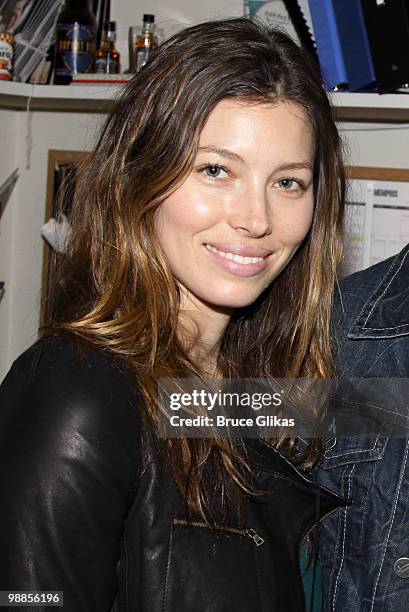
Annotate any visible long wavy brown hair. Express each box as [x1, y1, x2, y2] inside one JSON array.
[[47, 18, 345, 524]]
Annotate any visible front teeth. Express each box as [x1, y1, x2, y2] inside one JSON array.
[[205, 244, 264, 264]]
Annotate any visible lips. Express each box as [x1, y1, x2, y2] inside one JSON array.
[[204, 243, 272, 258], [205, 244, 264, 264], [203, 243, 271, 277]]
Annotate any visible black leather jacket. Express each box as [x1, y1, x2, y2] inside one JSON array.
[[0, 337, 348, 611]]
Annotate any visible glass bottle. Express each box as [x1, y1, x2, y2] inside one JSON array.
[[134, 14, 158, 72], [54, 0, 96, 85], [95, 21, 120, 74]]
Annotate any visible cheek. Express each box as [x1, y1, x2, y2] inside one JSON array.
[[154, 195, 190, 249], [156, 185, 220, 233], [297, 206, 315, 240], [155, 193, 228, 262], [153, 194, 211, 265], [280, 200, 314, 246]]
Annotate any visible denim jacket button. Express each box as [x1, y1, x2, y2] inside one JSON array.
[[324, 436, 337, 450], [394, 558, 409, 578]]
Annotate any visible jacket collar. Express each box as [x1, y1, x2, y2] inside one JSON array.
[[244, 437, 350, 515], [348, 243, 409, 339]]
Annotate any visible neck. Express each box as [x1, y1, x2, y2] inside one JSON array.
[[178, 290, 232, 378]]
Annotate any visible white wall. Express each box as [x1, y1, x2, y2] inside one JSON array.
[[342, 123, 409, 168]]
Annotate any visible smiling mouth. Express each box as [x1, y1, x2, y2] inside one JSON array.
[[205, 244, 266, 265]]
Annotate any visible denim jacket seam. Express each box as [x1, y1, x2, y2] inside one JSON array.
[[332, 464, 355, 612], [356, 461, 377, 555], [369, 439, 409, 612], [362, 323, 409, 331], [325, 434, 380, 460], [360, 249, 409, 331], [327, 466, 346, 608]]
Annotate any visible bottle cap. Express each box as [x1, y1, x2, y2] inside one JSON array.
[[106, 20, 116, 32], [143, 14, 155, 23]]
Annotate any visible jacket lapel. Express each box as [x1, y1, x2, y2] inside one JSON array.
[[348, 244, 409, 339]]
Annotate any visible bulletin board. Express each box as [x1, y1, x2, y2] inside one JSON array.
[[342, 166, 409, 276]]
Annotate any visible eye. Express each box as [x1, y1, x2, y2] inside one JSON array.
[[275, 178, 305, 191], [201, 164, 229, 179]]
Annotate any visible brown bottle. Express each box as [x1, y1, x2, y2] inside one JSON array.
[[134, 14, 158, 72], [95, 21, 120, 74], [54, 0, 96, 85]]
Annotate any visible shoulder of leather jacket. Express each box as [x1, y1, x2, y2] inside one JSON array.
[[0, 335, 146, 604], [0, 334, 142, 503]]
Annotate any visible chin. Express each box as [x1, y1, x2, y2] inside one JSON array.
[[204, 291, 264, 310]]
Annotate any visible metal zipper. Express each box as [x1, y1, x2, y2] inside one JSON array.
[[172, 518, 265, 547]]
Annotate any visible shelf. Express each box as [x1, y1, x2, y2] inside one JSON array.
[[330, 92, 409, 122], [0, 81, 121, 112], [1, 81, 409, 120]]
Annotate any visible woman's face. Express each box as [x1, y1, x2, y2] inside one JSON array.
[[5, 0, 29, 30], [154, 99, 315, 312]]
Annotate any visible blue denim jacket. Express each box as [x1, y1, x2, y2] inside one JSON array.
[[313, 243, 409, 612]]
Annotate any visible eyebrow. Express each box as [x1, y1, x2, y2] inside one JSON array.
[[275, 161, 313, 172], [197, 146, 313, 172], [198, 146, 244, 163]]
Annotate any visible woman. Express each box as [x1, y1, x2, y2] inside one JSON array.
[[0, 18, 347, 612], [0, 0, 32, 33]]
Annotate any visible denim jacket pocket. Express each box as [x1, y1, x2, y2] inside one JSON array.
[[316, 432, 389, 561], [318, 433, 389, 470]]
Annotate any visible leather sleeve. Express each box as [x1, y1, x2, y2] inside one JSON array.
[[0, 337, 141, 611]]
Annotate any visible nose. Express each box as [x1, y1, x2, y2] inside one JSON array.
[[227, 180, 272, 238]]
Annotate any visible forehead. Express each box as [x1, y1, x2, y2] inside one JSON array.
[[198, 99, 314, 161]]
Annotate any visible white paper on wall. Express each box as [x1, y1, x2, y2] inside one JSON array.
[[342, 178, 409, 276]]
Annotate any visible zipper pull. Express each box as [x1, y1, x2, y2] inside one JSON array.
[[245, 528, 264, 546]]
